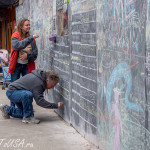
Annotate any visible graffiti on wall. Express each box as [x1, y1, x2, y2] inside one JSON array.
[[97, 0, 150, 150], [16, 0, 150, 149]]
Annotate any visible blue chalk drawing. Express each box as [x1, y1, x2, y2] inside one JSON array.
[[135, 42, 139, 52], [101, 86, 104, 102], [98, 84, 104, 102], [98, 84, 101, 94], [106, 62, 143, 112], [122, 38, 125, 48]]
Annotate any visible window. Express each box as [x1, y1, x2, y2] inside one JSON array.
[[57, 4, 68, 36]]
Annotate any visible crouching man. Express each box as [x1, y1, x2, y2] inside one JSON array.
[[0, 70, 63, 124]]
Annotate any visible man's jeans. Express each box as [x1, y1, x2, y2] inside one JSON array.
[[6, 90, 33, 118]]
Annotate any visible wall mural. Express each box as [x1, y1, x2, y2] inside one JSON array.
[[97, 0, 150, 150], [16, 0, 150, 149]]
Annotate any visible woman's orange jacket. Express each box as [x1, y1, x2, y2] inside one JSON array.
[[8, 32, 38, 74]]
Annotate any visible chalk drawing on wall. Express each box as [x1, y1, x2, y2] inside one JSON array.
[[16, 4, 23, 23], [97, 0, 149, 149], [110, 88, 123, 150], [16, 0, 150, 149], [23, 0, 30, 19], [97, 61, 150, 150], [106, 62, 143, 112]]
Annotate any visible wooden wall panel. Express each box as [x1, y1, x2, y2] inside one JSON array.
[[0, 22, 2, 49], [1, 21, 5, 49], [0, 6, 16, 50]]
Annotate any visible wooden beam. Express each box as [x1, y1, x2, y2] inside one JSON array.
[[12, 6, 16, 21], [8, 7, 12, 51], [6, 21, 9, 50], [0, 6, 16, 50], [2, 21, 5, 49], [0, 22, 2, 49]]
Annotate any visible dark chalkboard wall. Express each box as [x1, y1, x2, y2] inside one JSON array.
[[53, 0, 98, 143], [17, 0, 150, 149], [71, 1, 97, 143], [53, 0, 71, 122], [53, 0, 150, 149]]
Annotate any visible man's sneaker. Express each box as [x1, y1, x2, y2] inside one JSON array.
[[30, 117, 40, 124], [0, 104, 10, 119], [22, 116, 40, 124]]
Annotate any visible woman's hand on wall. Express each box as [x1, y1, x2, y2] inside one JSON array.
[[33, 35, 39, 39]]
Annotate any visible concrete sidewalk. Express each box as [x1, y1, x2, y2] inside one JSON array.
[[0, 86, 100, 150]]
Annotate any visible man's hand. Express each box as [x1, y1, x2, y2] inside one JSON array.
[[33, 35, 39, 39], [58, 102, 63, 108]]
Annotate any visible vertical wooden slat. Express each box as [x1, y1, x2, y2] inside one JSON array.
[[0, 6, 16, 51], [6, 20, 9, 50], [8, 21, 11, 51], [2, 21, 5, 49], [8, 7, 12, 51], [12, 6, 16, 21], [0, 21, 2, 49]]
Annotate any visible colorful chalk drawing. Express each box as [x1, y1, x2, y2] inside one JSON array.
[[106, 62, 143, 112], [97, 0, 150, 150], [98, 61, 150, 150], [110, 88, 123, 150], [16, 0, 150, 149]]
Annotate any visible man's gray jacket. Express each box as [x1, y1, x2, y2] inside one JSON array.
[[8, 70, 58, 109]]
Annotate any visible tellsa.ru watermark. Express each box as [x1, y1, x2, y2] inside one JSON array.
[[0, 138, 34, 149]]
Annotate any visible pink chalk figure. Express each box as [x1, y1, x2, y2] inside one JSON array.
[[110, 88, 123, 150]]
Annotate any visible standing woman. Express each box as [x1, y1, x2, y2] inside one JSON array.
[[8, 19, 39, 82]]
